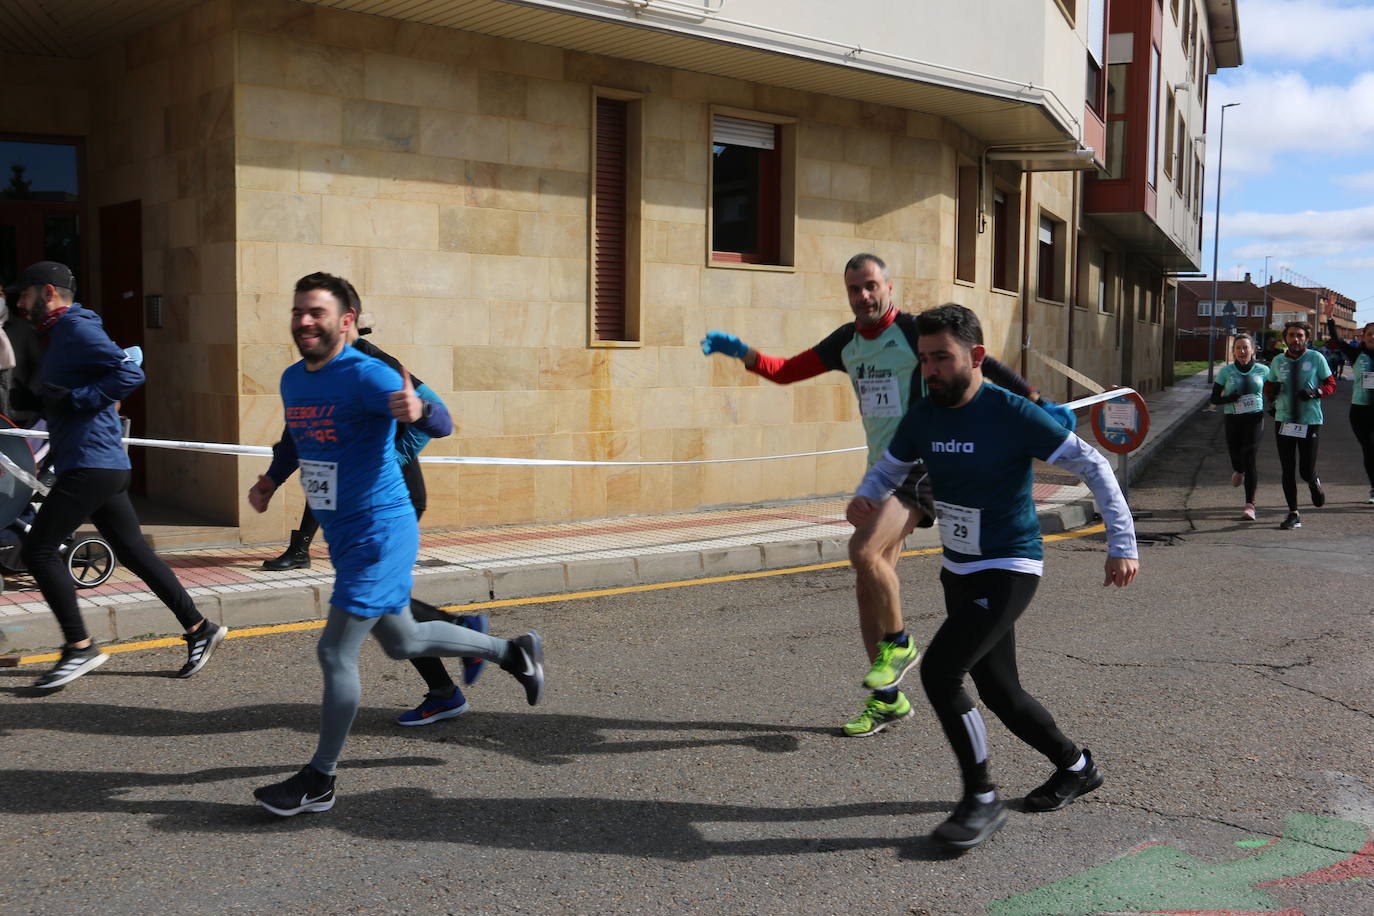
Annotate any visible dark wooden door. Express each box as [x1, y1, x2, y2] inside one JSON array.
[[98, 200, 146, 493]]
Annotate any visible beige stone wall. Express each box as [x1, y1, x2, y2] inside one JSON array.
[[85, 0, 239, 521], [229, 0, 1046, 539], [0, 2, 239, 523]]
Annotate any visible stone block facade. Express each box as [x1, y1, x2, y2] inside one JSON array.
[[1, 0, 1170, 541]]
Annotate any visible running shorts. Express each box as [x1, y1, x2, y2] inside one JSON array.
[[326, 513, 419, 617], [893, 462, 936, 527]]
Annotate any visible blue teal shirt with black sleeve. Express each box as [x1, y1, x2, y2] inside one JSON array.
[[1215, 361, 1267, 415]]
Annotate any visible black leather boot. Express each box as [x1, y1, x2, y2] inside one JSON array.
[[261, 529, 313, 570]]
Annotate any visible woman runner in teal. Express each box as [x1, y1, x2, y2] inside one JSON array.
[[1326, 318, 1374, 503], [1210, 333, 1267, 520]]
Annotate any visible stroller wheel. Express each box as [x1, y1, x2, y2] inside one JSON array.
[[68, 536, 116, 589]]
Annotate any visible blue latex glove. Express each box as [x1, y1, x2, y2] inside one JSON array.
[[123, 346, 144, 367], [701, 330, 749, 359], [1038, 398, 1077, 431]]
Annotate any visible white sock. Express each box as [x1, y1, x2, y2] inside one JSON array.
[[973, 790, 996, 804], [1066, 753, 1087, 772]]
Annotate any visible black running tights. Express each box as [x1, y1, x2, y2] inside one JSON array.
[[1275, 425, 1320, 511], [1350, 405, 1374, 488], [23, 468, 203, 645], [921, 568, 1078, 795], [1224, 412, 1264, 503]]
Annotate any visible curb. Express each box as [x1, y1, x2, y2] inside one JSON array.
[[0, 501, 1096, 656]]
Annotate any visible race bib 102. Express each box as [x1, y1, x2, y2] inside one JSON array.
[[1234, 394, 1262, 414]]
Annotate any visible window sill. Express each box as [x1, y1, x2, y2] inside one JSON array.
[[707, 260, 795, 273], [991, 286, 1019, 298], [588, 339, 642, 349], [1035, 296, 1067, 307], [953, 278, 976, 289]]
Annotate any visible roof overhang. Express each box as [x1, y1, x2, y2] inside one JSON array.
[[1205, 0, 1243, 69], [1088, 211, 1202, 273], [302, 0, 1082, 147]]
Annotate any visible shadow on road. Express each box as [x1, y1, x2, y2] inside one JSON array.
[[0, 701, 836, 764], [0, 763, 949, 861]]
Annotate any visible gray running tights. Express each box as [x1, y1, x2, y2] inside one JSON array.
[[310, 604, 513, 775]]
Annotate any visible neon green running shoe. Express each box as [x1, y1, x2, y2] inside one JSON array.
[[841, 691, 913, 737], [862, 639, 921, 689]]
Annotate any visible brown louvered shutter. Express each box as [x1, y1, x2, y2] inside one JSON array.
[[593, 97, 628, 341]]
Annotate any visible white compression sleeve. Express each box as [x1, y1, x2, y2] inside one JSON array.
[[854, 449, 917, 504], [1046, 434, 1139, 559]]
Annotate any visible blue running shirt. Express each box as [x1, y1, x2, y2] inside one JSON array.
[[279, 346, 415, 615], [883, 383, 1071, 571]]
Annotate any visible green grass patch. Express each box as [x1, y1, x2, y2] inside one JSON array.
[[1173, 360, 1211, 378]]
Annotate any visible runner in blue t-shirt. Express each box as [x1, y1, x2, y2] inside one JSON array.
[[247, 272, 546, 818], [848, 304, 1139, 851]]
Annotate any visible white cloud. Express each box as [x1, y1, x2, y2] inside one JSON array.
[[1327, 255, 1374, 269], [1241, 0, 1374, 62], [1337, 170, 1374, 190], [1222, 202, 1374, 264], [1205, 69, 1374, 175]]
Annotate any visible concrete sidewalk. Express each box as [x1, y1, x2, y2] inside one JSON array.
[[0, 373, 1214, 655]]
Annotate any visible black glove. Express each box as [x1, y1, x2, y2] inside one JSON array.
[[40, 383, 75, 418], [1299, 388, 1321, 401]]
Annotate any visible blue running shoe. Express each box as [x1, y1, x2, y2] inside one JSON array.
[[457, 614, 489, 686], [397, 689, 470, 726]]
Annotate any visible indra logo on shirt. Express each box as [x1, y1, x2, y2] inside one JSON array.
[[930, 439, 976, 453]]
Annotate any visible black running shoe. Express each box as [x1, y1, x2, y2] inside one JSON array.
[[32, 645, 108, 689], [1309, 479, 1325, 508], [254, 765, 336, 817], [176, 619, 228, 679], [1024, 749, 1105, 812], [501, 631, 544, 706], [931, 793, 1007, 850], [1279, 511, 1302, 531]]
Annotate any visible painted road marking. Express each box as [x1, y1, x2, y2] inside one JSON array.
[[7, 524, 1108, 666], [990, 812, 1373, 916]]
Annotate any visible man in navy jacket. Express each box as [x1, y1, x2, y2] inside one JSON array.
[[10, 261, 228, 689]]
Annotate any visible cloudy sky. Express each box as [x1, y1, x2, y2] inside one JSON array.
[[1204, 0, 1374, 321]]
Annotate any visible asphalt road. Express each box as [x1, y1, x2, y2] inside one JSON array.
[[3, 381, 1371, 916]]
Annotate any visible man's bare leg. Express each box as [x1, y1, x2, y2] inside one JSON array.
[[850, 496, 922, 658], [842, 497, 925, 736]]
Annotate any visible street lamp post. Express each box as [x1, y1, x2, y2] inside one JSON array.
[[1207, 101, 1241, 384]]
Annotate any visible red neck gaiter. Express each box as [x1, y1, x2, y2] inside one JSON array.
[[856, 306, 898, 340], [36, 305, 71, 335]]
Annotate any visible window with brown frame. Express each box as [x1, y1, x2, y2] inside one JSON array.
[[956, 165, 978, 283], [711, 114, 784, 265], [591, 93, 642, 343], [1038, 212, 1066, 302], [992, 185, 1020, 292]]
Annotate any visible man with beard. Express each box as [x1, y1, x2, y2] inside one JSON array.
[[11, 261, 228, 689], [847, 303, 1138, 850], [248, 272, 545, 817], [702, 253, 1076, 738]]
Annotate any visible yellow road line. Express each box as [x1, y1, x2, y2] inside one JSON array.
[[9, 523, 1106, 667]]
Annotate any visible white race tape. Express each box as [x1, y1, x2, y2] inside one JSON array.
[[0, 428, 863, 466], [0, 388, 1135, 468], [1063, 388, 1139, 412]]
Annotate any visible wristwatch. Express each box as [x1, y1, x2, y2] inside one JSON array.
[[421, 401, 433, 421]]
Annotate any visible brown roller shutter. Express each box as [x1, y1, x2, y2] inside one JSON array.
[[594, 97, 628, 341]]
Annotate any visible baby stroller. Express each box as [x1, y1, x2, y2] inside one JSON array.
[[0, 415, 117, 595]]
